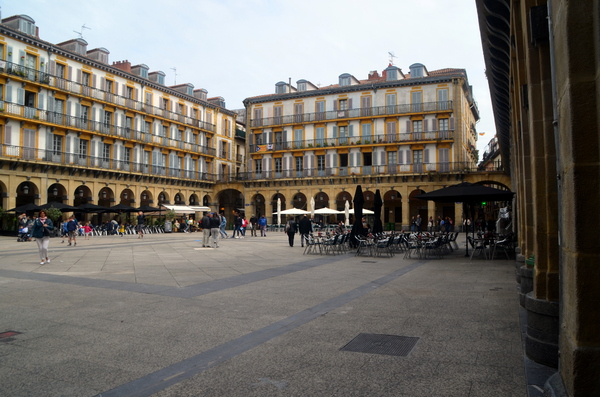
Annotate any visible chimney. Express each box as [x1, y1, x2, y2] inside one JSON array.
[[113, 60, 131, 73]]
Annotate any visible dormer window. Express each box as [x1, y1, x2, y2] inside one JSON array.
[[409, 63, 428, 78], [19, 17, 36, 35], [275, 81, 287, 94], [339, 73, 351, 86], [298, 81, 307, 92]]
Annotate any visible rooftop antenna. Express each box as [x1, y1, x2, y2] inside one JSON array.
[[73, 24, 91, 39], [388, 51, 397, 65], [171, 67, 178, 85]]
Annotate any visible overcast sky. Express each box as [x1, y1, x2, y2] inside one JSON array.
[[3, 0, 495, 155]]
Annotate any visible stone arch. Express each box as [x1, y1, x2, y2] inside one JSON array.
[[383, 189, 402, 224], [189, 193, 200, 206], [16, 181, 38, 207], [74, 185, 92, 205], [140, 190, 153, 207], [98, 187, 114, 208], [157, 191, 169, 206], [252, 193, 266, 218], [174, 192, 185, 205], [47, 183, 67, 204], [336, 191, 352, 211], [408, 189, 428, 228], [314, 191, 330, 209], [119, 189, 135, 206], [291, 192, 307, 209]]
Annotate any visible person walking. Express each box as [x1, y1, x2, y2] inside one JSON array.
[[210, 212, 221, 248], [232, 212, 242, 238], [136, 211, 146, 238], [250, 214, 258, 237], [67, 215, 78, 246], [258, 215, 267, 237], [298, 215, 312, 247], [219, 211, 228, 238], [201, 211, 212, 247], [31, 210, 54, 265], [415, 214, 422, 232], [285, 216, 298, 247]]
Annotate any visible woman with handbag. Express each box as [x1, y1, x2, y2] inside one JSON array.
[[31, 210, 54, 265]]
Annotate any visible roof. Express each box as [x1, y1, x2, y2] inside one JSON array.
[[244, 67, 468, 103]]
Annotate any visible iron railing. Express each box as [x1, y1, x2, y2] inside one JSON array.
[[0, 60, 216, 132], [250, 101, 453, 128], [0, 101, 216, 157], [249, 131, 454, 152]]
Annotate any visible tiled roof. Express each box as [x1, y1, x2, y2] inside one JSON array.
[[245, 68, 467, 101]]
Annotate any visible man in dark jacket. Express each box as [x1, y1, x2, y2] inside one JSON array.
[[298, 215, 312, 247], [209, 212, 221, 248], [201, 212, 212, 247]]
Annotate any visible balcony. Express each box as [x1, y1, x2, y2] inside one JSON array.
[[0, 100, 216, 157], [0, 143, 218, 182], [250, 101, 453, 128], [235, 161, 481, 181], [249, 131, 454, 153], [0, 60, 216, 132]]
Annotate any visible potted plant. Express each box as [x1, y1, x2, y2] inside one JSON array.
[[45, 207, 63, 237]]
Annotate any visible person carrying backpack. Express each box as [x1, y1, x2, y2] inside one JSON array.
[[285, 216, 298, 247]]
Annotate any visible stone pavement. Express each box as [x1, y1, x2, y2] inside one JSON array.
[[0, 231, 527, 396]]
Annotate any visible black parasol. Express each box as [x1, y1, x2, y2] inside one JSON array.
[[372, 189, 384, 234], [349, 185, 365, 247]]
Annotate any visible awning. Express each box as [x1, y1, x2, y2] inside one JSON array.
[[160, 204, 211, 214]]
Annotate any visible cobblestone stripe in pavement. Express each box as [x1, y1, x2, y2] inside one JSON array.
[[95, 260, 427, 397], [0, 255, 340, 298]]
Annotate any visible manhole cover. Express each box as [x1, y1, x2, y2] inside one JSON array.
[[340, 333, 419, 357]]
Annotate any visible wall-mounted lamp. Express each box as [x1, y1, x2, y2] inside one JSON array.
[[142, 193, 147, 200], [22, 184, 29, 195], [102, 191, 107, 199], [52, 187, 58, 196], [78, 189, 84, 198], [123, 192, 128, 200]]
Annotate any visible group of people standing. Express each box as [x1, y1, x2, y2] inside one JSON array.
[[285, 215, 313, 247]]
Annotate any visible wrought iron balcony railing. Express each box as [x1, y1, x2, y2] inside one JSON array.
[[250, 101, 453, 128], [0, 60, 216, 132], [1, 143, 219, 182], [249, 131, 454, 153], [0, 101, 216, 157]]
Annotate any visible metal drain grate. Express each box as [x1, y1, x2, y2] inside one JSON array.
[[340, 333, 419, 357]]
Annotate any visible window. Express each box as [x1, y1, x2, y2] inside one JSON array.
[[81, 105, 89, 122], [56, 63, 66, 79], [412, 120, 423, 133], [103, 111, 112, 126], [315, 101, 325, 121], [295, 157, 303, 173], [255, 133, 263, 145], [361, 123, 372, 141], [315, 127, 325, 146], [126, 86, 134, 99], [385, 93, 396, 113], [339, 99, 348, 111], [78, 139, 88, 158], [387, 151, 397, 164], [123, 147, 130, 163], [160, 125, 167, 137], [275, 158, 282, 174], [144, 121, 151, 134], [81, 72, 90, 86], [317, 155, 325, 171], [411, 91, 423, 112], [361, 96, 372, 116], [413, 149, 423, 172], [339, 75, 351, 86], [338, 125, 348, 144], [162, 98, 169, 110], [102, 143, 110, 161], [363, 152, 372, 166], [253, 108, 263, 126], [294, 129, 303, 147], [105, 79, 113, 93], [438, 88, 449, 110], [52, 135, 63, 155], [255, 159, 262, 173], [439, 118, 449, 131], [298, 82, 306, 91]]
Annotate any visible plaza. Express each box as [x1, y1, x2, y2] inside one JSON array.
[[0, 232, 537, 396]]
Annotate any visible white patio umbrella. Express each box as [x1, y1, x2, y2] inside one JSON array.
[[348, 208, 374, 214], [313, 207, 342, 214], [277, 197, 281, 225], [345, 200, 350, 226], [276, 208, 310, 215], [310, 196, 315, 219]]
